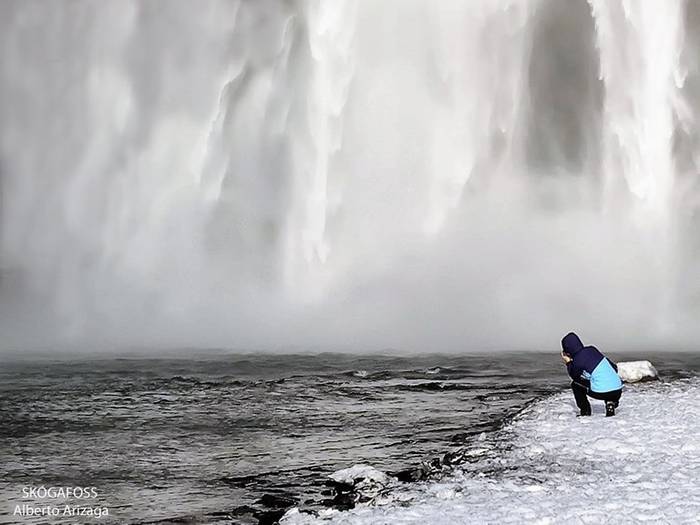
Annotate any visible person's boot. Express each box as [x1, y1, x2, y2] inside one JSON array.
[[578, 407, 591, 417], [605, 401, 616, 417]]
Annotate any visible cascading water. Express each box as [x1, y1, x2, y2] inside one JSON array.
[[1, 0, 699, 352]]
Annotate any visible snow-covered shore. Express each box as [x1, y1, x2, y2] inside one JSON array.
[[284, 378, 700, 524]]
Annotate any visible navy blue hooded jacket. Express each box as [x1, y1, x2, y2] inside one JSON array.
[[562, 332, 622, 393]]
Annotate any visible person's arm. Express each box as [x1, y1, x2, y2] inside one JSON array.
[[567, 359, 590, 388]]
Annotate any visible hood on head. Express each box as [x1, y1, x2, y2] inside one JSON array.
[[561, 332, 584, 355]]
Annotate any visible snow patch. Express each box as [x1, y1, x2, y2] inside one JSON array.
[[329, 465, 389, 485]]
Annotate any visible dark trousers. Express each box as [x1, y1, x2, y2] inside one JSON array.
[[571, 382, 622, 412]]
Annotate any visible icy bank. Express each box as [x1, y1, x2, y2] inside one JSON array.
[[283, 378, 700, 524], [617, 360, 659, 383]]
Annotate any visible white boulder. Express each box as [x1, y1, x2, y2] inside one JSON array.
[[617, 360, 659, 383]]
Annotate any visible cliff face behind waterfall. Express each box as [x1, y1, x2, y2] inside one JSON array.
[[1, 0, 700, 352]]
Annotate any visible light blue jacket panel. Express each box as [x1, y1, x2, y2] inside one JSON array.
[[590, 358, 623, 393]]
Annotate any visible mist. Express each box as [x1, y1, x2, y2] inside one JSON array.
[[2, 0, 700, 355]]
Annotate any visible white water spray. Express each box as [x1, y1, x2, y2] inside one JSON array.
[[1, 0, 699, 352]]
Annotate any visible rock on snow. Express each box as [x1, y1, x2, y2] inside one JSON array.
[[617, 360, 659, 383]]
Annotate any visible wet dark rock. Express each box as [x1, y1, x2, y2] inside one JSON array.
[[451, 432, 471, 443], [393, 464, 431, 482], [322, 488, 355, 510], [257, 493, 297, 508], [325, 479, 354, 492], [230, 505, 258, 517], [227, 493, 298, 525], [394, 455, 447, 482], [323, 479, 357, 510], [394, 467, 424, 482], [427, 458, 441, 469], [442, 449, 466, 466], [324, 494, 354, 511], [253, 508, 286, 525]]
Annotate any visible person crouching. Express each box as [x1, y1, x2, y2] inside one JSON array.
[[561, 332, 623, 417]]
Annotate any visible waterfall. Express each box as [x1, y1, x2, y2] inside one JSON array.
[[590, 0, 685, 222], [0, 0, 698, 351]]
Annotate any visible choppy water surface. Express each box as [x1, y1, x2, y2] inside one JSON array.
[[1, 352, 697, 524]]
